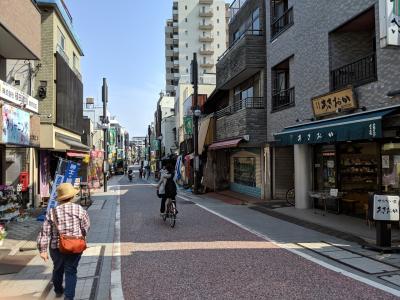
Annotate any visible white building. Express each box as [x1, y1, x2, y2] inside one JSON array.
[[165, 0, 228, 147]]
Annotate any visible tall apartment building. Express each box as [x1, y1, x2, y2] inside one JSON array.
[[165, 0, 228, 96], [165, 0, 229, 148]]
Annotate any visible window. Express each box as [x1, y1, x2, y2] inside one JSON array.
[[217, 6, 219, 11], [203, 57, 206, 63], [186, 68, 189, 73], [270, 0, 293, 39], [185, 30, 188, 35], [271, 58, 294, 111], [185, 18, 187, 22], [217, 44, 220, 49], [217, 19, 220, 23], [232, 8, 261, 43], [234, 157, 256, 187], [186, 56, 189, 60], [203, 44, 206, 50], [186, 43, 188, 48], [217, 31, 220, 36], [185, 5, 187, 10], [57, 28, 65, 50]]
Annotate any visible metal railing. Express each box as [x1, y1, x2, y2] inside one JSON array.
[[218, 29, 263, 61], [330, 53, 377, 91], [215, 97, 264, 118], [271, 7, 294, 39], [272, 87, 295, 111]]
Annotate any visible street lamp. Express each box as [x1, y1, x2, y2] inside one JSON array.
[[102, 78, 109, 192]]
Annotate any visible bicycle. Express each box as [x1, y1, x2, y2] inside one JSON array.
[[286, 187, 295, 206], [162, 198, 177, 228]]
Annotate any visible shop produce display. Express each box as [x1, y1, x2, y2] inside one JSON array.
[[0, 185, 20, 222]]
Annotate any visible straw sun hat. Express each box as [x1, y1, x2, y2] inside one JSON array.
[[56, 183, 79, 202]]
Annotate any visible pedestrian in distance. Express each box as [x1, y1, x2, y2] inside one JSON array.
[[139, 167, 143, 179], [37, 183, 90, 300]]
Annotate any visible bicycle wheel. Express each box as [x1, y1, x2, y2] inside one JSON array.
[[169, 203, 176, 228], [286, 188, 295, 206]]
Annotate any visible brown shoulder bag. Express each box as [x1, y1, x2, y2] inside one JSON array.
[[52, 208, 87, 254]]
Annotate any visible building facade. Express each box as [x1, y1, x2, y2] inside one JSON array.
[[0, 0, 42, 208], [266, 0, 400, 217], [202, 0, 267, 199]]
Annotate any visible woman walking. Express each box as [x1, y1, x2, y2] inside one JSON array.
[[37, 183, 90, 300]]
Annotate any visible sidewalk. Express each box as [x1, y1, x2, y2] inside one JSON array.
[[0, 177, 121, 300]]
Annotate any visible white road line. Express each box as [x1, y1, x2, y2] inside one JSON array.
[[111, 185, 125, 300], [177, 194, 400, 297]]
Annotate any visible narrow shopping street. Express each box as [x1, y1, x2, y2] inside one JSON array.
[[113, 167, 399, 299]]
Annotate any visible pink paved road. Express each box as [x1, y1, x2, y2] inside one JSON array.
[[120, 179, 398, 300]]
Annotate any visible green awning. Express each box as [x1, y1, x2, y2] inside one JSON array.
[[274, 106, 400, 146]]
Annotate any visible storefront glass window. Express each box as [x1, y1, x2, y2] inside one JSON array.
[[339, 142, 378, 192], [314, 145, 336, 191], [234, 157, 256, 187], [382, 142, 400, 193]]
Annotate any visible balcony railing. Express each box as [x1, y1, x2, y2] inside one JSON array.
[[272, 87, 295, 111], [330, 53, 377, 91], [215, 97, 264, 118], [218, 29, 263, 61], [199, 23, 214, 30], [199, 47, 214, 55], [271, 7, 294, 40]]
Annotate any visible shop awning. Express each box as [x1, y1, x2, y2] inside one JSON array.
[[274, 106, 400, 146], [66, 150, 88, 158], [208, 138, 243, 150], [56, 134, 91, 151]]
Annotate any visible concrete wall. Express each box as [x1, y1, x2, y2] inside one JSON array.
[[161, 115, 176, 155], [266, 0, 400, 141], [0, 0, 41, 59]]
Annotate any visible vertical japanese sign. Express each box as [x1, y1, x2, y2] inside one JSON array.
[[46, 160, 81, 212], [380, 0, 400, 47], [373, 194, 400, 221]]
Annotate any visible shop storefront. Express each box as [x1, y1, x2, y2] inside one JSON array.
[[0, 79, 40, 224], [275, 98, 400, 217]]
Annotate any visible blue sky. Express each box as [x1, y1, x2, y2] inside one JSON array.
[[67, 0, 171, 137]]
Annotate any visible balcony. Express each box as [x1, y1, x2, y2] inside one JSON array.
[[199, 0, 213, 4], [166, 73, 175, 80], [199, 35, 214, 42], [166, 61, 174, 68], [166, 37, 173, 44], [199, 23, 214, 30], [229, 0, 249, 22], [216, 31, 265, 89], [215, 97, 266, 143], [199, 47, 214, 55], [199, 9, 213, 18], [330, 53, 377, 91], [271, 7, 294, 40], [271, 87, 295, 111], [173, 60, 179, 68], [165, 49, 174, 57], [200, 60, 214, 68]]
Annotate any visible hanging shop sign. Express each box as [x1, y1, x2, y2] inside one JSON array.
[[30, 115, 40, 147], [184, 116, 193, 135], [311, 87, 357, 117], [373, 194, 400, 221], [379, 0, 400, 47], [0, 79, 39, 113], [1, 104, 30, 145]]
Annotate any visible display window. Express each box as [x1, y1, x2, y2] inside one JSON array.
[[233, 157, 256, 187], [339, 142, 378, 192], [381, 142, 400, 193]]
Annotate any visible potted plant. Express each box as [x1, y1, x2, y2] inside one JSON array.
[[0, 224, 7, 246]]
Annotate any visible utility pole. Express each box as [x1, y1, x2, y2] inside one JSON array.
[[191, 53, 200, 194], [102, 78, 109, 192]]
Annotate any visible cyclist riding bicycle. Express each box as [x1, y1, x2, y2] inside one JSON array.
[[157, 165, 177, 216]]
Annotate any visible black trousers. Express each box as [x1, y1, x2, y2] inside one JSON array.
[[160, 196, 176, 213]]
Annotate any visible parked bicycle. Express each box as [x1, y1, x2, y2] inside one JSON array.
[[162, 198, 177, 228], [286, 187, 295, 206]]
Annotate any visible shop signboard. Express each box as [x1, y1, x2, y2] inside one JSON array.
[[379, 0, 400, 47], [373, 194, 400, 221], [1, 104, 30, 146], [30, 115, 40, 147], [184, 116, 193, 135], [311, 87, 357, 117], [0, 79, 39, 113]]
